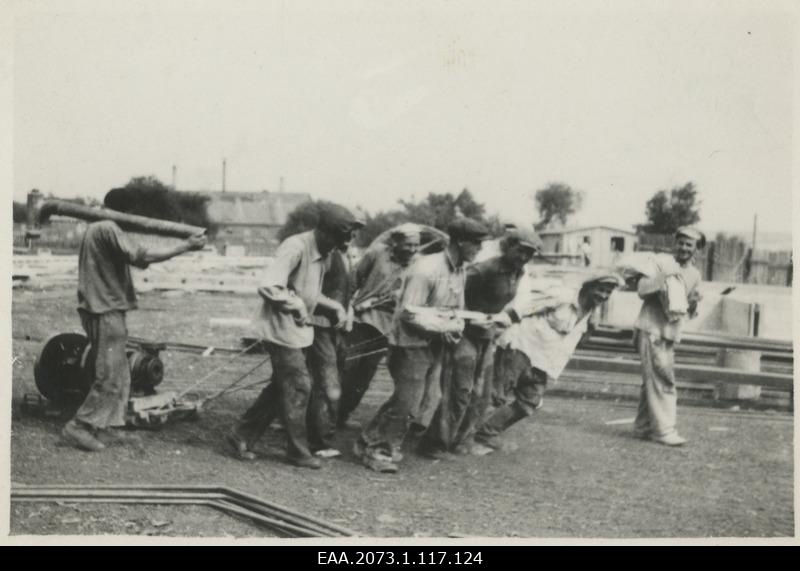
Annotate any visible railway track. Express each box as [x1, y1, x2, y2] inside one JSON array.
[[11, 484, 358, 538]]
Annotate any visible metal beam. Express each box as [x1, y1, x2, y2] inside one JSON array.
[[566, 355, 793, 391]]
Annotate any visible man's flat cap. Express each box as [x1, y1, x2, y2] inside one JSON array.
[[505, 227, 543, 251], [675, 226, 706, 248], [318, 203, 362, 234], [447, 218, 490, 241]]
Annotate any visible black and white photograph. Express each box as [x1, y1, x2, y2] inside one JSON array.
[[2, 0, 797, 544]]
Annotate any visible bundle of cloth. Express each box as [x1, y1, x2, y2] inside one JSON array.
[[615, 252, 689, 322]]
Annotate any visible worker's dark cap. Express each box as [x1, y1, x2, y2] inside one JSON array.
[[318, 204, 363, 234], [505, 227, 543, 252], [447, 218, 490, 242]]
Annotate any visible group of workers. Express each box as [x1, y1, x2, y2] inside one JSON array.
[[58, 201, 705, 475]]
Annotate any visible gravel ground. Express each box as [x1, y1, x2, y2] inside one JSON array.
[[10, 288, 795, 539]]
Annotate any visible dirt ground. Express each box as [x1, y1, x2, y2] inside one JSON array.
[[9, 288, 795, 539]]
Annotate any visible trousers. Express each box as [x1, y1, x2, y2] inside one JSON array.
[[306, 327, 343, 451], [338, 322, 388, 424], [235, 343, 314, 460], [634, 330, 678, 438], [360, 344, 442, 458], [476, 347, 547, 441], [420, 335, 495, 452], [74, 309, 131, 429]]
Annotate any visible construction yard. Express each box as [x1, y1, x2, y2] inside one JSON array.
[[9, 276, 795, 539]]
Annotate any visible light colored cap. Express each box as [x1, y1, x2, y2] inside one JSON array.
[[675, 226, 706, 247], [391, 223, 422, 239]]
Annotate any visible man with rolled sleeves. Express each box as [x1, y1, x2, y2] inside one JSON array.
[[475, 273, 622, 451], [355, 218, 489, 473], [632, 227, 704, 446], [62, 221, 206, 452], [337, 223, 422, 428], [228, 203, 360, 469], [418, 227, 543, 458]]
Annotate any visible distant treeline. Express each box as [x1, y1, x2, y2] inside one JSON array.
[[279, 188, 506, 248]]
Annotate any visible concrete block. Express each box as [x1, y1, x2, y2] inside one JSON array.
[[716, 348, 761, 372], [714, 383, 762, 401], [225, 245, 246, 257]]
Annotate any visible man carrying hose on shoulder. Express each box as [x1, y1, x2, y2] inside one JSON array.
[[62, 220, 206, 452]]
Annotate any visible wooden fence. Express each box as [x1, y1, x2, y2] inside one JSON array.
[[637, 233, 792, 286]]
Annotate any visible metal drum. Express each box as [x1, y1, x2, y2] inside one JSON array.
[[33, 333, 92, 402]]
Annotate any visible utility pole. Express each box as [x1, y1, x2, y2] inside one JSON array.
[[752, 213, 757, 252], [222, 158, 227, 193], [172, 165, 177, 189], [279, 176, 284, 193]]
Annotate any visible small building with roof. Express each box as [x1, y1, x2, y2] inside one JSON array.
[[198, 190, 312, 255], [538, 225, 638, 268]]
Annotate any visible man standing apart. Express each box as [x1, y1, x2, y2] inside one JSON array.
[[418, 228, 542, 458], [475, 273, 622, 450], [228, 204, 360, 469], [62, 221, 206, 452], [355, 218, 489, 473], [337, 224, 422, 428], [633, 227, 703, 446]]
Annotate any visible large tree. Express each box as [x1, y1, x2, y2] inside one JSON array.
[[399, 188, 488, 231], [104, 176, 216, 235], [532, 182, 583, 230], [639, 182, 701, 234]]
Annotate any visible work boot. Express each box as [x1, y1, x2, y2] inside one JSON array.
[[62, 420, 106, 452], [389, 446, 404, 463], [362, 452, 398, 474], [476, 435, 518, 453], [467, 442, 495, 457], [96, 427, 143, 447], [652, 433, 687, 447], [352, 439, 364, 458], [313, 448, 342, 459], [417, 445, 456, 461], [226, 433, 257, 461], [288, 455, 323, 470]]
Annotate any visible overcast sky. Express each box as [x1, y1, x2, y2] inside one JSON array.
[[10, 0, 796, 236]]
